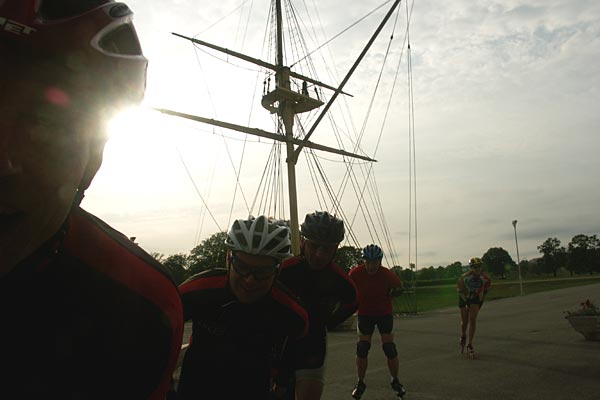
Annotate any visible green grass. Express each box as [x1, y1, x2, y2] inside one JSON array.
[[393, 275, 600, 314]]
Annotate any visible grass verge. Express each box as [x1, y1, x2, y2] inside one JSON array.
[[393, 275, 600, 314]]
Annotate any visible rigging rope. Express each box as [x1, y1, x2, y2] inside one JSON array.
[[175, 146, 223, 232], [291, 0, 395, 67]]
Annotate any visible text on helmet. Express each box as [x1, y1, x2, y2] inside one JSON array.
[[0, 17, 36, 36]]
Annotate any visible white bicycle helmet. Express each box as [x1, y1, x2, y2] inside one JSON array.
[[225, 216, 292, 260]]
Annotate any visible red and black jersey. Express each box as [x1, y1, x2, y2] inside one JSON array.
[[279, 256, 357, 334], [0, 206, 184, 400], [177, 268, 308, 400], [349, 264, 402, 316], [278, 256, 357, 370]]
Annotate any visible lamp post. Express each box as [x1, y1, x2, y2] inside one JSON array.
[[512, 220, 523, 295]]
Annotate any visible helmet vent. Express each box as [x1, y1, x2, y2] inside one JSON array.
[[39, 0, 110, 21], [99, 23, 141, 55]]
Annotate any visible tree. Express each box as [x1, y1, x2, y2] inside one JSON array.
[[334, 246, 363, 273], [444, 261, 464, 278], [482, 247, 514, 279], [537, 237, 566, 277], [417, 266, 437, 281], [188, 231, 228, 275], [567, 234, 600, 275], [163, 254, 191, 285], [518, 259, 531, 278]]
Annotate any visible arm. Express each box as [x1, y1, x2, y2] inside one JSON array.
[[326, 279, 358, 330], [387, 269, 404, 297]]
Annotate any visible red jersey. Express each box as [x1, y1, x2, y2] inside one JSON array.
[[349, 264, 402, 316], [2, 206, 183, 399]]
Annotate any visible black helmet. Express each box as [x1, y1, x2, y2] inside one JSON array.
[[300, 211, 344, 244], [363, 244, 383, 260]]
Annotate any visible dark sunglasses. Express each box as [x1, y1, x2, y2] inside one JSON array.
[[230, 254, 279, 281]]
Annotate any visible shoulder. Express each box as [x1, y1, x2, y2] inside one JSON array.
[[349, 264, 364, 277], [383, 266, 401, 280], [328, 262, 357, 292], [63, 207, 183, 339], [66, 207, 179, 293], [279, 256, 304, 282], [179, 268, 228, 294], [271, 281, 308, 333], [280, 255, 303, 270]]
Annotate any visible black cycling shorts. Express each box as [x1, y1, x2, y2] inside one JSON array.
[[458, 297, 483, 308], [357, 314, 394, 336]]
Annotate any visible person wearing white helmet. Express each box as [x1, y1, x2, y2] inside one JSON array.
[[457, 257, 492, 358], [1, 1, 183, 398], [348, 244, 405, 399], [177, 215, 308, 400]]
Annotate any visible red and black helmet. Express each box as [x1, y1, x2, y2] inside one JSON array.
[[1, 0, 148, 200], [0, 0, 147, 107]]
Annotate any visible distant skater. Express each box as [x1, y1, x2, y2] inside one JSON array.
[[457, 257, 491, 358]]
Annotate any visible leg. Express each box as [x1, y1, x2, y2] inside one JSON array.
[[380, 333, 398, 378], [352, 316, 375, 399], [467, 303, 481, 346], [459, 305, 469, 339], [294, 338, 327, 400], [295, 379, 323, 400], [356, 335, 372, 382], [352, 340, 369, 400], [379, 316, 405, 397]]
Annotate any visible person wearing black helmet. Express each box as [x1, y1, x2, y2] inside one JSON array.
[[348, 244, 405, 399], [0, 1, 183, 398], [457, 257, 492, 358], [276, 211, 358, 400], [176, 216, 308, 400]]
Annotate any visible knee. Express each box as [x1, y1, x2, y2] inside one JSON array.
[[382, 342, 398, 359], [356, 340, 371, 359]]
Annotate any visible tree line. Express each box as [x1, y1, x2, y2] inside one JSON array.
[[153, 232, 600, 285]]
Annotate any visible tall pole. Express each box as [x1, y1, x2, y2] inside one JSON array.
[[512, 220, 523, 295], [275, 0, 301, 254]]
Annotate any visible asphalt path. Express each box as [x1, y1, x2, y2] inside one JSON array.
[[179, 283, 600, 399], [323, 283, 600, 400]]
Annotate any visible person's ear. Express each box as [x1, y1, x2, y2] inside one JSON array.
[[226, 250, 232, 268]]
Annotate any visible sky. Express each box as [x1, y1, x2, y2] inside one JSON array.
[[83, 0, 600, 268]]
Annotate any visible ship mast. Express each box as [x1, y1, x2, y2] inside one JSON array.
[[160, 0, 402, 254]]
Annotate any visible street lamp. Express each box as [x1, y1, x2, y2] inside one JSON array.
[[512, 220, 523, 295]]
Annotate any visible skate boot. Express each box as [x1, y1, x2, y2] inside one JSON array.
[[390, 377, 406, 398], [460, 336, 466, 354], [351, 381, 366, 399], [466, 344, 475, 359]]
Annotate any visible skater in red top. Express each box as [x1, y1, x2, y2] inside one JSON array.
[[348, 244, 405, 399]]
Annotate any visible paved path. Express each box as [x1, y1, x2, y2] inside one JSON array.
[[323, 283, 600, 400], [179, 283, 600, 399]]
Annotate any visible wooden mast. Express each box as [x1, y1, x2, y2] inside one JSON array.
[[162, 0, 403, 254]]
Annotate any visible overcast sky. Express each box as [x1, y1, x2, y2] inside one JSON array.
[[84, 0, 600, 268]]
